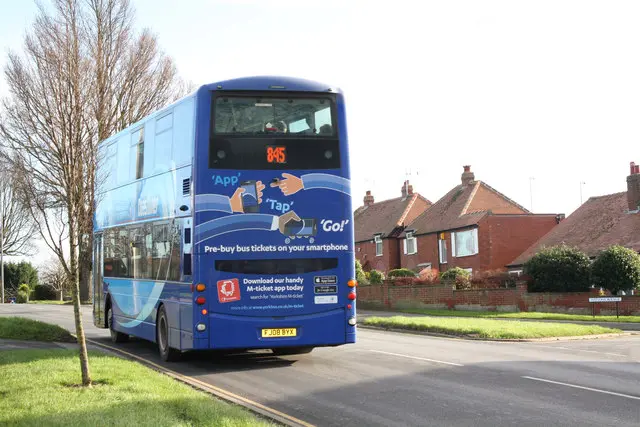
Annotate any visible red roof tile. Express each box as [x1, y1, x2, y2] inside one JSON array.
[[353, 193, 431, 242], [509, 192, 640, 266], [405, 180, 528, 236]]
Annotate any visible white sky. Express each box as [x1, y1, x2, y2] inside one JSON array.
[[1, 0, 639, 265]]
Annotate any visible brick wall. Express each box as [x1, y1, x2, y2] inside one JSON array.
[[357, 282, 640, 315], [356, 238, 402, 272], [481, 215, 559, 271]]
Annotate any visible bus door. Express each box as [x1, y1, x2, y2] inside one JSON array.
[[93, 233, 105, 327]]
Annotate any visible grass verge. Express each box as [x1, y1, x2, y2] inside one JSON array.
[[394, 308, 640, 323], [363, 316, 622, 339], [0, 349, 275, 426], [0, 317, 76, 342], [28, 300, 72, 305]]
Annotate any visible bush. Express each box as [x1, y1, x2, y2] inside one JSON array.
[[355, 260, 369, 285], [440, 267, 471, 282], [591, 245, 640, 295], [32, 284, 58, 301], [16, 291, 29, 304], [369, 270, 385, 284], [440, 267, 471, 289], [524, 244, 591, 292], [417, 268, 440, 285], [387, 268, 416, 278], [470, 269, 516, 289]]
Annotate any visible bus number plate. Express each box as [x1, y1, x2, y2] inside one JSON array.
[[261, 328, 297, 338]]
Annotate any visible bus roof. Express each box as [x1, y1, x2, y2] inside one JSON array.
[[201, 75, 341, 94]]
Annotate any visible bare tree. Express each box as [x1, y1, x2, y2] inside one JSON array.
[[0, 0, 190, 386], [0, 174, 39, 258], [40, 256, 70, 300]]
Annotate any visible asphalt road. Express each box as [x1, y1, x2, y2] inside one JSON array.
[[2, 304, 640, 426]]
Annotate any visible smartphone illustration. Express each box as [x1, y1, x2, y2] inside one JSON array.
[[284, 218, 317, 236], [240, 180, 259, 213]]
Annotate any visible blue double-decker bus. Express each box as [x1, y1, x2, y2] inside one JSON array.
[[92, 76, 356, 361]]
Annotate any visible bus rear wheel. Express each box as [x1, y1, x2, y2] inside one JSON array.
[[107, 306, 129, 343], [157, 305, 181, 362], [272, 346, 314, 356]]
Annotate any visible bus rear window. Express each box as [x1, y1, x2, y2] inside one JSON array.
[[213, 96, 335, 136]]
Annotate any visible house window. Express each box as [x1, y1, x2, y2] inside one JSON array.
[[404, 232, 417, 255], [509, 270, 522, 277], [438, 239, 447, 264], [451, 228, 479, 258], [374, 234, 383, 256]]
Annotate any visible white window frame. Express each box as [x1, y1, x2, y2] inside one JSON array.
[[438, 238, 447, 264], [451, 228, 479, 258], [509, 270, 522, 276], [374, 234, 383, 257], [404, 232, 417, 255]]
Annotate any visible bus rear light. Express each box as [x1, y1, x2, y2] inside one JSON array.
[[196, 296, 206, 305], [347, 304, 352, 309], [196, 323, 206, 332], [348, 280, 357, 288], [348, 317, 357, 326], [347, 292, 356, 300], [196, 283, 206, 292], [201, 309, 208, 315]]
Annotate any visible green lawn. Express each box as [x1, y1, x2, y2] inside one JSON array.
[[0, 349, 275, 427], [0, 317, 76, 342], [393, 308, 640, 323], [363, 316, 622, 339]]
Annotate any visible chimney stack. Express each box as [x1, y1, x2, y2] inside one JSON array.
[[461, 165, 475, 186], [364, 190, 375, 207], [401, 180, 414, 198], [628, 161, 640, 211]]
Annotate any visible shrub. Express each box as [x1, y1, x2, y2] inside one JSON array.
[[591, 245, 640, 295], [418, 268, 439, 284], [470, 269, 516, 289], [369, 270, 384, 284], [355, 260, 369, 285], [440, 267, 471, 289], [32, 284, 58, 301], [16, 291, 29, 304], [440, 267, 471, 282], [524, 244, 591, 292], [387, 268, 417, 278]]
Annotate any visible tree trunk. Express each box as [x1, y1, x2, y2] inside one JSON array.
[[69, 208, 91, 386]]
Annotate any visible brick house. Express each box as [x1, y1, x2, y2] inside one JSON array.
[[399, 165, 563, 275], [354, 181, 432, 272], [508, 161, 640, 271]]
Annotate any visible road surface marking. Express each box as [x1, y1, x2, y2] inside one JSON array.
[[369, 350, 464, 366], [86, 338, 315, 427], [522, 376, 640, 401]]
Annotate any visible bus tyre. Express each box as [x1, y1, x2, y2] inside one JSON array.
[[107, 306, 129, 343], [157, 305, 181, 362], [272, 347, 314, 356]]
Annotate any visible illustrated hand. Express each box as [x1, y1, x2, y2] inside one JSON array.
[[255, 180, 265, 203], [270, 173, 304, 196], [230, 181, 265, 213], [278, 210, 301, 234], [230, 188, 245, 213]]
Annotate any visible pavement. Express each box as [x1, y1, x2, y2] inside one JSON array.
[[1, 304, 640, 426]]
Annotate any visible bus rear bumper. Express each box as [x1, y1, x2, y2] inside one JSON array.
[[206, 309, 354, 350]]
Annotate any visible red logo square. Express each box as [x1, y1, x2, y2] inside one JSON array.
[[217, 279, 241, 303]]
